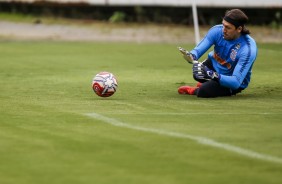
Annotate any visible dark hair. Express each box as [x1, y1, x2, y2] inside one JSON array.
[[224, 9, 250, 34]]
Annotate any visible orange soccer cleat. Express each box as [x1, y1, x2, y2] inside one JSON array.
[[178, 86, 198, 95]]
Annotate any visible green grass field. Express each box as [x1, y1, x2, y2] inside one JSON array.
[[0, 41, 281, 184]]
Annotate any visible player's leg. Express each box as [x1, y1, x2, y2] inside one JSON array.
[[196, 80, 243, 98]]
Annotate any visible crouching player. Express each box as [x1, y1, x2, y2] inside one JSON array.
[[178, 9, 258, 98]]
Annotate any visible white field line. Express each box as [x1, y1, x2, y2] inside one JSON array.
[[99, 112, 281, 115], [85, 112, 282, 165]]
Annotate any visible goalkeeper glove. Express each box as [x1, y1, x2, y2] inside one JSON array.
[[178, 47, 198, 64], [193, 62, 221, 81]]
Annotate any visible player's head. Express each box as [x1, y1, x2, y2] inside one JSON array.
[[222, 9, 250, 40]]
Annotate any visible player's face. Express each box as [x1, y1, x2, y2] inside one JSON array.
[[222, 20, 242, 40]]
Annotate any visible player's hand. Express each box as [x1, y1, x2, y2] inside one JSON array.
[[178, 47, 198, 64], [193, 62, 221, 81]]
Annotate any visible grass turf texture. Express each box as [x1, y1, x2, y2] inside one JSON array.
[[0, 41, 281, 184]]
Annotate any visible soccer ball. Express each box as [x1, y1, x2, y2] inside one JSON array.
[[92, 71, 118, 97]]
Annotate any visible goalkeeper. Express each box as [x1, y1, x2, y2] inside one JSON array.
[[178, 9, 257, 98]]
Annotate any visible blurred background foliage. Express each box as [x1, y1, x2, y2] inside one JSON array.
[[0, 1, 281, 28]]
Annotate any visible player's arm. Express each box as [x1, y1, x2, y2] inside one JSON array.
[[193, 42, 257, 89], [219, 56, 255, 90], [178, 38, 212, 64], [220, 46, 257, 90], [192, 57, 251, 89], [179, 26, 222, 64], [193, 53, 255, 90], [190, 26, 219, 59]]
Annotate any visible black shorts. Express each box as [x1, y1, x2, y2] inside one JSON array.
[[194, 59, 244, 98]]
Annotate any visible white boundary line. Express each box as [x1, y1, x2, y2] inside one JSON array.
[[85, 112, 282, 164], [98, 112, 281, 115]]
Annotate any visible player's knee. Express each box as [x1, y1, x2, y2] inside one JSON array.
[[196, 87, 216, 98]]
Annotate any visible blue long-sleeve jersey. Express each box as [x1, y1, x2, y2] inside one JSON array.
[[190, 25, 257, 90]]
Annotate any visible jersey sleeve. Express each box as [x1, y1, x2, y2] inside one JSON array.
[[190, 26, 219, 60], [219, 40, 257, 90]]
